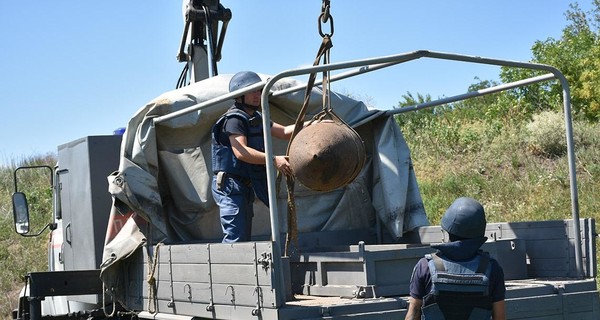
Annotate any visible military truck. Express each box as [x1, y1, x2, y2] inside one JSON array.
[[10, 1, 600, 319]]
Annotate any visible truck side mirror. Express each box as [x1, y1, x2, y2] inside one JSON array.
[[12, 192, 30, 235]]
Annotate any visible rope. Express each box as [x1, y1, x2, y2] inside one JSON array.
[[147, 242, 163, 314], [282, 0, 335, 256], [102, 283, 117, 318]]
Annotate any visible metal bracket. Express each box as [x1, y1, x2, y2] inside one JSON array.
[[252, 286, 263, 316], [353, 285, 377, 299], [555, 284, 566, 295], [257, 252, 272, 271], [167, 246, 175, 308], [225, 285, 236, 306], [184, 283, 192, 302], [206, 244, 215, 312]]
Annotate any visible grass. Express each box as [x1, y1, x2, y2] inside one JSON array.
[[402, 111, 600, 225], [0, 155, 55, 317], [401, 109, 600, 294], [0, 110, 598, 318]]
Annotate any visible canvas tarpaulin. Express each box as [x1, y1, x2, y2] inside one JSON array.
[[99, 74, 429, 304]]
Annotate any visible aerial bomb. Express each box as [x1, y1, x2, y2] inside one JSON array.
[[289, 120, 366, 192]]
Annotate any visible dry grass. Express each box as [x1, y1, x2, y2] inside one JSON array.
[[0, 113, 598, 317]]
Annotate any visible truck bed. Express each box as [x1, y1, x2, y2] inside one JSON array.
[[124, 219, 599, 319]]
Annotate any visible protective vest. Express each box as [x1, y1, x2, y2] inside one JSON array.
[[421, 251, 493, 320], [211, 106, 266, 179]]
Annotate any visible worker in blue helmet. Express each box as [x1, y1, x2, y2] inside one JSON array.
[[211, 71, 296, 243], [405, 197, 506, 320]]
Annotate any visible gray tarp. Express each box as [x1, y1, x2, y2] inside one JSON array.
[[100, 74, 429, 304]]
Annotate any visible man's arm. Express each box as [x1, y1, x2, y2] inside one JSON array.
[[271, 122, 295, 140], [492, 300, 506, 320], [230, 135, 292, 176], [404, 297, 422, 320], [230, 135, 264, 164]]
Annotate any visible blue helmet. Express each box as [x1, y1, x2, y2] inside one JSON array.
[[441, 197, 486, 239], [229, 71, 262, 93]]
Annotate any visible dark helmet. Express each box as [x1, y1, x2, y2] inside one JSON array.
[[441, 197, 486, 239], [229, 71, 262, 93]]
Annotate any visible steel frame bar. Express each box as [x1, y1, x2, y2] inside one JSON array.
[[152, 50, 583, 300]]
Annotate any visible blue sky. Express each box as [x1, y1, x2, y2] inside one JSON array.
[[0, 1, 592, 165]]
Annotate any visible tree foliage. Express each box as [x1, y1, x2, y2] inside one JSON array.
[[500, 1, 600, 121], [394, 91, 435, 132]]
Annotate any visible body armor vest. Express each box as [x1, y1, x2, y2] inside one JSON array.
[[211, 106, 266, 179], [421, 251, 493, 320]]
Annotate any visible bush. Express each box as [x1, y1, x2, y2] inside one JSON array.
[[525, 111, 568, 157]]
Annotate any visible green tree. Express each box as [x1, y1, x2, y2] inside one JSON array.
[[452, 77, 502, 120], [500, 1, 600, 120], [579, 39, 600, 118], [394, 91, 435, 132]]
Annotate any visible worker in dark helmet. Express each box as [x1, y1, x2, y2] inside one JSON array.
[[211, 71, 295, 243], [405, 197, 506, 320]]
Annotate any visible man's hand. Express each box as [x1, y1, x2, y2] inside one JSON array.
[[274, 155, 293, 176], [404, 297, 423, 320]]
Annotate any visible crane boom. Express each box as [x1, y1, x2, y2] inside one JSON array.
[[177, 0, 231, 87]]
